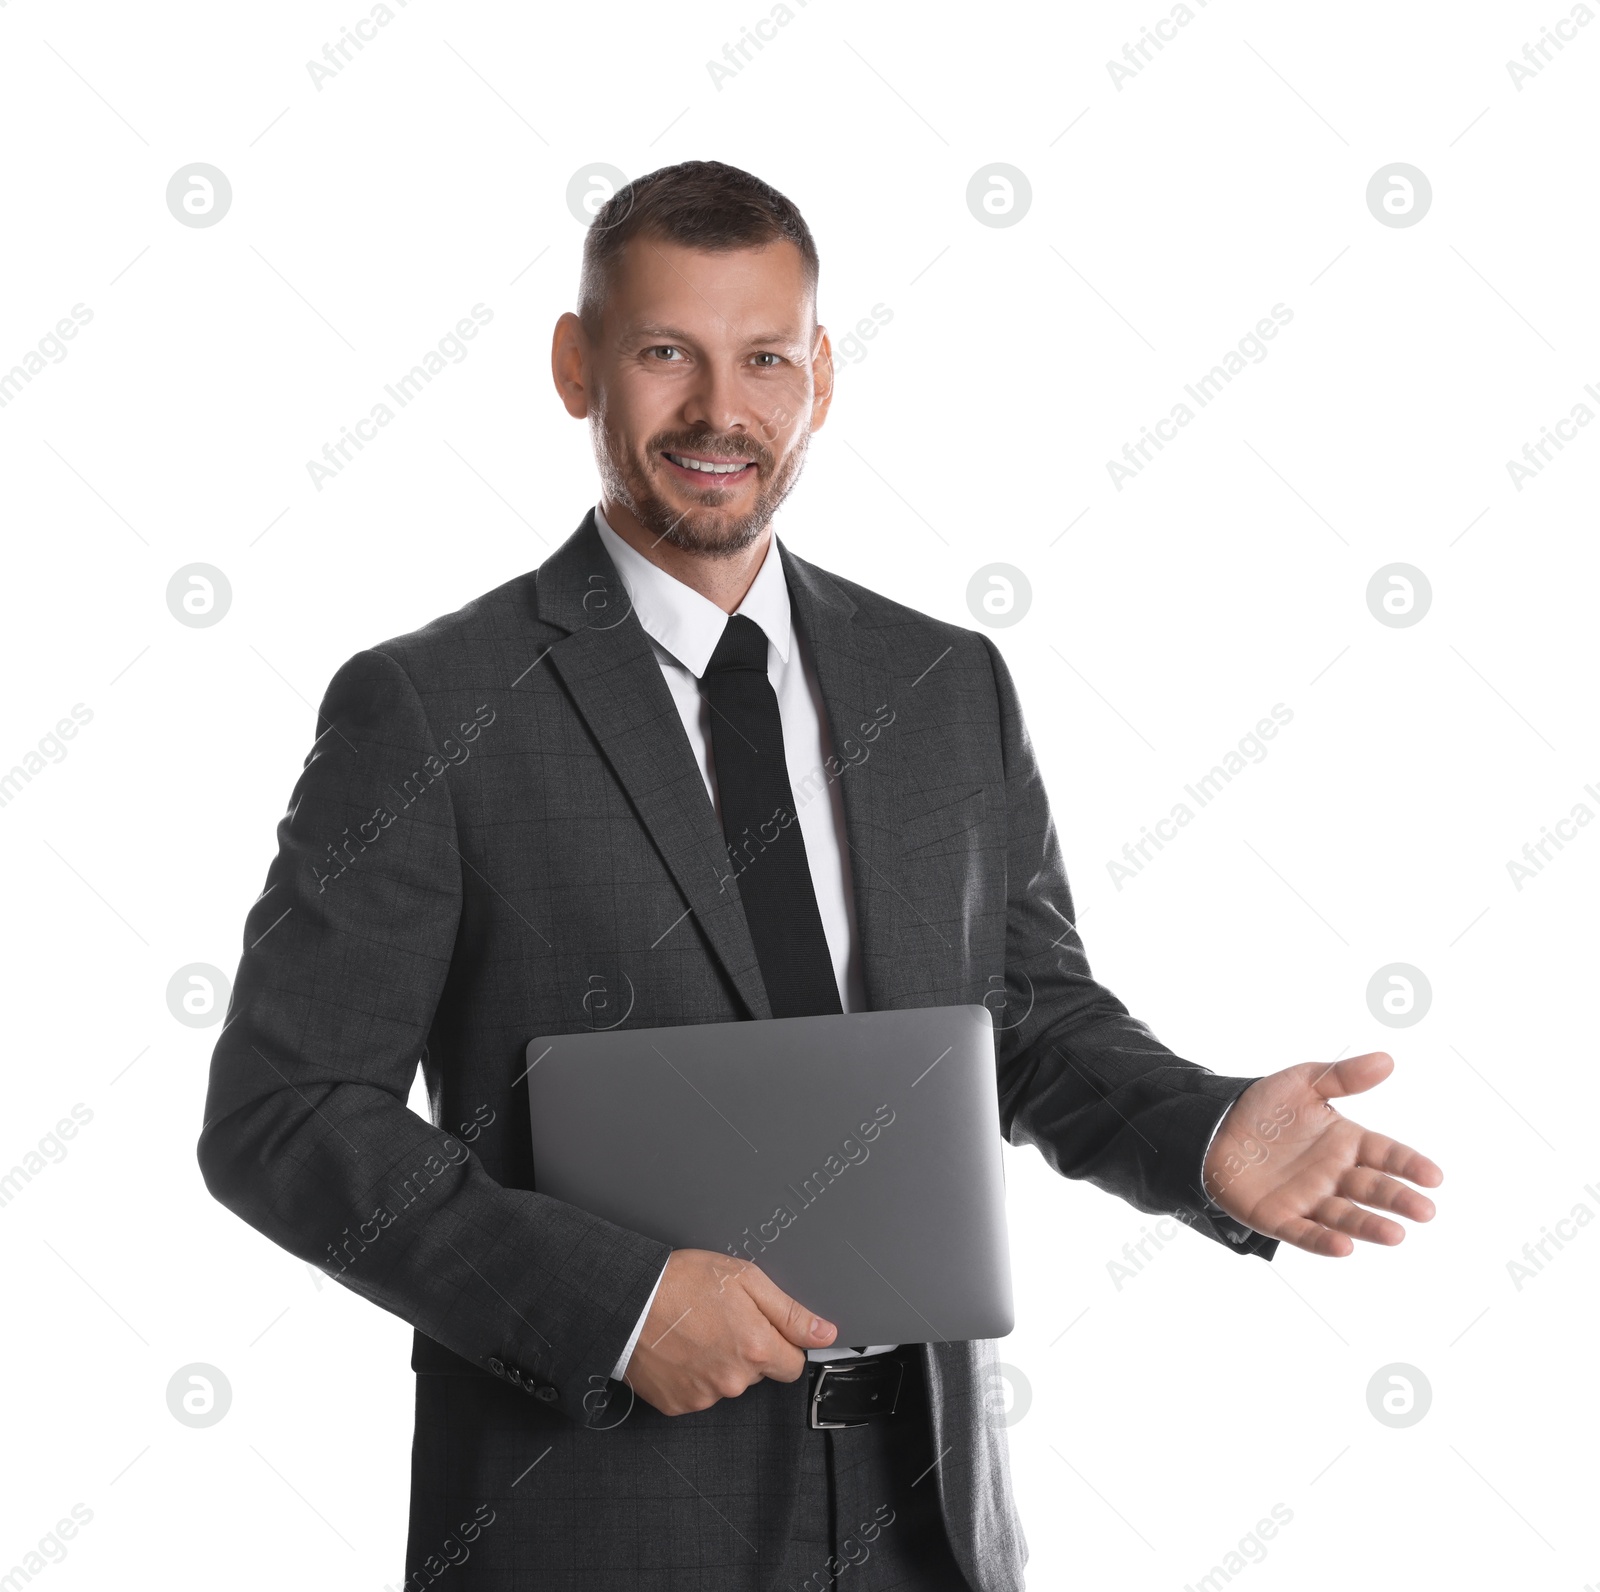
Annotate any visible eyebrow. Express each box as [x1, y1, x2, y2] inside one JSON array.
[[628, 322, 806, 349]]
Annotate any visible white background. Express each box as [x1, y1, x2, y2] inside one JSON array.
[[2, 1, 1595, 1587]]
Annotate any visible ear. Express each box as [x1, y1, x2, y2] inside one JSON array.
[[809, 323, 835, 431], [551, 311, 591, 419]]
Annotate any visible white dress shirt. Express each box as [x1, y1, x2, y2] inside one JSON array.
[[592, 504, 894, 1380]]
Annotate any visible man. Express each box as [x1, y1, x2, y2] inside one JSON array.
[[198, 160, 1442, 1591]]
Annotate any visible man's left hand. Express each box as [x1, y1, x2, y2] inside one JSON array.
[[1202, 1051, 1443, 1256]]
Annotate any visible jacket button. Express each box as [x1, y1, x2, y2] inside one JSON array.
[[535, 1385, 558, 1402]]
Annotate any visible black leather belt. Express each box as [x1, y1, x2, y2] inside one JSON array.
[[806, 1351, 907, 1429]]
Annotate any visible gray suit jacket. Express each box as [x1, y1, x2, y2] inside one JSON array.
[[198, 509, 1276, 1592]]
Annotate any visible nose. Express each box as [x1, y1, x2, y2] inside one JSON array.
[[678, 358, 750, 442]]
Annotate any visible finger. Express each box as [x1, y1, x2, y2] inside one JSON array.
[[1271, 1214, 1355, 1258], [722, 1319, 806, 1388], [1311, 1051, 1394, 1101], [739, 1314, 809, 1385], [1336, 1165, 1437, 1223], [1357, 1129, 1443, 1188], [739, 1264, 836, 1350], [756, 1338, 809, 1384], [1311, 1195, 1405, 1246]]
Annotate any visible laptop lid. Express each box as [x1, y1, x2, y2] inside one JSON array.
[[525, 1003, 1013, 1345]]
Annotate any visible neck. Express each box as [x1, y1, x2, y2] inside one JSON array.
[[599, 493, 771, 614]]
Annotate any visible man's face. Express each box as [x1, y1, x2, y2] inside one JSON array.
[[579, 235, 828, 558]]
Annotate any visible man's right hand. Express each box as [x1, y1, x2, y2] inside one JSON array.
[[622, 1249, 837, 1416]]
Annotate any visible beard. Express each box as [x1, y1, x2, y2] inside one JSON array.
[[594, 418, 809, 559]]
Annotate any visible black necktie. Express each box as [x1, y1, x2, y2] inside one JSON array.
[[701, 614, 843, 1019]]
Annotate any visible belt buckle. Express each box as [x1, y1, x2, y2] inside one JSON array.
[[809, 1356, 905, 1429], [809, 1360, 870, 1430]]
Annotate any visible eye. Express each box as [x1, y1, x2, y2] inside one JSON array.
[[751, 352, 783, 368], [646, 345, 683, 362]]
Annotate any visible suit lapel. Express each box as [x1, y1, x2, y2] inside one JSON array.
[[534, 511, 773, 1021], [780, 542, 902, 1013]]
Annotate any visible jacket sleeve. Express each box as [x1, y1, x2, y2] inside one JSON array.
[[978, 634, 1277, 1262], [196, 647, 671, 1424]]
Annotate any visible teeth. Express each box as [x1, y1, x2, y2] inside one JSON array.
[[666, 452, 749, 475]]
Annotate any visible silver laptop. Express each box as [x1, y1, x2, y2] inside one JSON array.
[[525, 1004, 1013, 1345]]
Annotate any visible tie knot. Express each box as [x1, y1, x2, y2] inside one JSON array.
[[704, 613, 769, 676]]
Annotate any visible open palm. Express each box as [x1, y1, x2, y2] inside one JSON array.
[[1202, 1051, 1443, 1257]]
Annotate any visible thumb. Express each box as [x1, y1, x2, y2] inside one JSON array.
[[743, 1267, 836, 1348], [1313, 1051, 1394, 1100]]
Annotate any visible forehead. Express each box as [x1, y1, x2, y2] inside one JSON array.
[[604, 234, 813, 342]]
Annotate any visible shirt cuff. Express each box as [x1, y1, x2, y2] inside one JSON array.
[[610, 1258, 669, 1381], [1199, 1100, 1232, 1206]]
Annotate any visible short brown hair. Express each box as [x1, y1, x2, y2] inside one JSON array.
[[577, 160, 819, 337]]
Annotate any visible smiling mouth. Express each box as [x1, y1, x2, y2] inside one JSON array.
[[660, 449, 757, 483]]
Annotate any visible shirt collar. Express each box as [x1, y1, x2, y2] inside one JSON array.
[[592, 502, 792, 678]]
